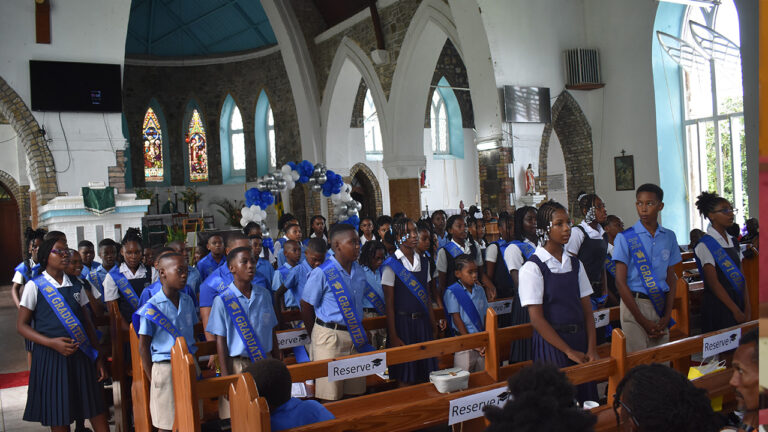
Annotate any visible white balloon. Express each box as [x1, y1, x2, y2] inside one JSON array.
[[241, 207, 252, 219], [342, 183, 352, 194], [240, 217, 249, 227], [249, 205, 259, 215], [260, 210, 267, 219], [331, 193, 342, 204], [253, 213, 262, 222], [281, 164, 292, 174], [291, 171, 300, 181]]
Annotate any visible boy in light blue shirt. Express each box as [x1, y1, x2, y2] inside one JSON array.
[[167, 240, 201, 296], [273, 240, 302, 310], [138, 253, 198, 432], [206, 246, 278, 419], [612, 183, 682, 353]]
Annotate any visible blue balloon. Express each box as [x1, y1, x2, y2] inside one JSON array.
[[299, 175, 309, 183], [287, 161, 297, 171], [340, 215, 360, 230], [245, 188, 260, 207]]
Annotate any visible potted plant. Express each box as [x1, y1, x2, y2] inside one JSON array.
[[180, 187, 203, 213], [212, 198, 243, 228]]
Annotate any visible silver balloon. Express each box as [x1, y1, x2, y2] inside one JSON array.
[[263, 174, 274, 183], [353, 200, 363, 211], [346, 207, 359, 217], [276, 179, 287, 190], [257, 182, 267, 192], [317, 173, 327, 185], [272, 171, 283, 180], [335, 203, 348, 214], [308, 177, 317, 185], [313, 166, 322, 176], [311, 183, 322, 192]]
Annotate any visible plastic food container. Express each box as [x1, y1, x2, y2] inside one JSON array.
[[429, 368, 470, 393]]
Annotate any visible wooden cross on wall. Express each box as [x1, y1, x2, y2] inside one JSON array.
[[35, 0, 51, 44]]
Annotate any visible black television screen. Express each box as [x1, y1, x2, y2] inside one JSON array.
[[503, 86, 551, 123], [29, 60, 122, 112]]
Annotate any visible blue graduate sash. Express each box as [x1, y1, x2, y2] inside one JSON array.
[[87, 270, 104, 298], [383, 256, 430, 312], [219, 285, 268, 362], [364, 282, 386, 315], [696, 235, 745, 297], [443, 242, 464, 259], [15, 261, 40, 281], [131, 301, 182, 340], [445, 282, 484, 332], [35, 277, 99, 361], [605, 255, 617, 278], [278, 265, 292, 282], [320, 260, 374, 353], [623, 228, 675, 327], [109, 267, 140, 311], [509, 241, 535, 260]]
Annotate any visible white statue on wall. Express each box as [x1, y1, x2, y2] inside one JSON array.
[[525, 163, 536, 195]]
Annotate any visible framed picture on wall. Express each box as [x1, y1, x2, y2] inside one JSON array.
[[614, 155, 635, 191]]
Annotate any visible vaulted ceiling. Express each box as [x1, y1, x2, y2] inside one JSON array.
[[125, 0, 277, 57]]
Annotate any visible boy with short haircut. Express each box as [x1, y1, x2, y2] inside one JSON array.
[[87, 239, 118, 300], [167, 240, 202, 296], [78, 240, 100, 279], [280, 239, 326, 317], [137, 253, 198, 432], [613, 183, 682, 352], [206, 247, 279, 419], [245, 359, 334, 430], [248, 234, 274, 292], [277, 223, 304, 267], [273, 240, 302, 311], [301, 224, 371, 401], [196, 234, 226, 280], [138, 247, 198, 308]]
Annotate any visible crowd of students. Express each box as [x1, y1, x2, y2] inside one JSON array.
[[9, 181, 759, 431]]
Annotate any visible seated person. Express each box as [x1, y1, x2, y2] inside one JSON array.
[[245, 358, 334, 431], [483, 363, 596, 432]]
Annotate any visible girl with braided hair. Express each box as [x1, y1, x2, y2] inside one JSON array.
[[693, 191, 749, 332], [358, 240, 387, 349], [518, 200, 598, 402], [504, 206, 538, 362], [382, 217, 439, 384], [103, 228, 158, 325], [12, 227, 46, 364], [566, 193, 610, 345]]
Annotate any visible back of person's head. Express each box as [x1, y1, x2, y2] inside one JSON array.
[[614, 363, 721, 432], [484, 363, 596, 432], [226, 232, 248, 248], [689, 229, 705, 247], [359, 240, 385, 269], [329, 222, 356, 244], [243, 221, 261, 236], [278, 213, 297, 232], [244, 359, 292, 409], [306, 237, 327, 254], [636, 183, 664, 202], [726, 223, 741, 238], [44, 230, 66, 242]]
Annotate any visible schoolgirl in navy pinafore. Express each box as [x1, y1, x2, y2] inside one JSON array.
[[698, 236, 744, 333], [386, 253, 438, 384], [528, 255, 598, 403], [507, 241, 535, 363], [573, 225, 609, 344], [24, 276, 106, 426], [114, 266, 152, 324]]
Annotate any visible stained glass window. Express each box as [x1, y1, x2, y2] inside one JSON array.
[[143, 107, 164, 182], [187, 109, 209, 182]]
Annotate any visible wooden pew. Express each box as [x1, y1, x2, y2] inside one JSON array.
[[228, 373, 271, 432], [108, 301, 131, 432], [129, 323, 152, 432]]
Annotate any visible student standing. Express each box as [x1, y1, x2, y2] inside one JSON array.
[[87, 239, 119, 301], [137, 247, 198, 309], [78, 240, 100, 280], [444, 255, 489, 372], [196, 234, 226, 281], [249, 235, 274, 291], [277, 223, 304, 267], [18, 237, 109, 431], [484, 212, 514, 327], [358, 240, 387, 350], [273, 213, 299, 259], [431, 210, 449, 249], [67, 249, 105, 320], [613, 184, 681, 353], [273, 240, 302, 311], [505, 206, 538, 362], [11, 227, 45, 364], [602, 215, 624, 307], [166, 240, 202, 296], [437, 215, 495, 305], [304, 215, 328, 246], [359, 217, 376, 246], [103, 229, 159, 325], [136, 253, 198, 432], [206, 247, 279, 419], [565, 194, 609, 345], [518, 200, 598, 402], [693, 191, 749, 332], [279, 239, 327, 323], [301, 224, 371, 401]]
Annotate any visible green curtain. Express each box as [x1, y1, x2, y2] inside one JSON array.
[[82, 187, 116, 215]]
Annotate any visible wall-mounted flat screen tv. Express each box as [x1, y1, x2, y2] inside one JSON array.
[[502, 86, 551, 123], [29, 60, 122, 112]]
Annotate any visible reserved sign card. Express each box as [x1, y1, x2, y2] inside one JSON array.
[[448, 385, 511, 425], [488, 300, 513, 315], [702, 328, 741, 358], [277, 329, 310, 349], [593, 309, 610, 329], [328, 352, 387, 382]]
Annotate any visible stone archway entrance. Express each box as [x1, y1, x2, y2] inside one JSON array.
[[0, 178, 22, 281], [349, 163, 383, 220]]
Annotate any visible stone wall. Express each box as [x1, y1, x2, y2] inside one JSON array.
[[107, 150, 127, 193], [122, 50, 299, 188], [425, 39, 474, 128], [478, 147, 514, 214]]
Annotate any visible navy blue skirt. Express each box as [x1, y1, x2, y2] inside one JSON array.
[[532, 330, 598, 403], [388, 314, 438, 384], [509, 296, 532, 363], [24, 344, 106, 426]]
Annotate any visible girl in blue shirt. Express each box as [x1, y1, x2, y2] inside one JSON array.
[[444, 255, 488, 372], [359, 240, 387, 349]]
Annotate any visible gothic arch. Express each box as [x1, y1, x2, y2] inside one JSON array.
[[0, 76, 58, 203], [349, 162, 383, 220], [0, 169, 30, 257], [538, 91, 595, 209]]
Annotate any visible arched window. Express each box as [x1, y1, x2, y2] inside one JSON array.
[[430, 89, 449, 154], [220, 95, 246, 183], [142, 107, 165, 183], [255, 89, 274, 176], [268, 106, 276, 170], [187, 108, 209, 183], [230, 106, 245, 172], [363, 89, 382, 157]]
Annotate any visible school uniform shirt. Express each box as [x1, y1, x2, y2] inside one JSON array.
[[272, 263, 297, 307], [12, 259, 37, 285], [436, 232, 449, 250], [80, 260, 100, 280], [103, 263, 159, 302], [380, 249, 432, 286], [694, 225, 743, 267], [138, 280, 198, 309], [270, 397, 335, 431], [20, 271, 89, 311], [277, 242, 306, 268], [504, 238, 539, 272], [75, 275, 103, 303], [196, 252, 226, 281], [361, 266, 384, 310], [607, 242, 614, 256], [186, 266, 202, 296], [359, 234, 375, 247], [256, 258, 274, 294], [138, 289, 198, 362], [284, 260, 314, 307], [88, 264, 111, 292], [436, 239, 484, 273], [485, 242, 502, 264], [518, 247, 593, 307], [444, 282, 489, 334], [612, 221, 682, 294], [206, 281, 278, 356], [261, 247, 276, 267], [199, 265, 268, 309], [302, 256, 366, 325], [273, 236, 289, 258], [565, 221, 605, 256]]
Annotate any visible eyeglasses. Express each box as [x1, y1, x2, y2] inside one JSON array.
[[713, 207, 738, 215], [613, 395, 640, 428], [635, 201, 659, 209], [50, 248, 69, 257]]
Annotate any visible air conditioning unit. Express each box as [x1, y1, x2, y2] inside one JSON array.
[[563, 49, 602, 86]]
